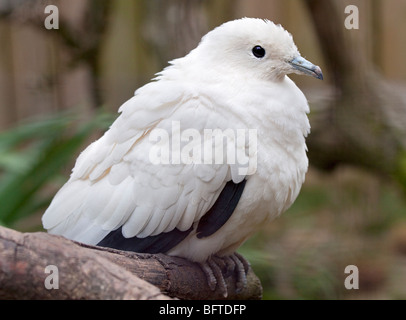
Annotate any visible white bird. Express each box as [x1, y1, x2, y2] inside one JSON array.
[[42, 18, 323, 296]]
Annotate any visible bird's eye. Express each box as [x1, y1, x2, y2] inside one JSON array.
[[252, 45, 266, 58]]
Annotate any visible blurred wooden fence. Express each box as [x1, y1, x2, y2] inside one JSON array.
[[0, 0, 405, 130]]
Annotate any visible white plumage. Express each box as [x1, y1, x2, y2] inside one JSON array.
[[42, 18, 322, 267]]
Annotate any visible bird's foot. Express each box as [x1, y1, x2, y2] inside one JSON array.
[[199, 252, 250, 297]]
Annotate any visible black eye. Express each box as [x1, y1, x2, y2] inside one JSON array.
[[252, 45, 266, 58]]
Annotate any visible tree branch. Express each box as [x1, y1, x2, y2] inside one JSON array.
[[0, 226, 262, 300]]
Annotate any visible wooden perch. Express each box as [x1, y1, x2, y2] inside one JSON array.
[[0, 226, 262, 300]]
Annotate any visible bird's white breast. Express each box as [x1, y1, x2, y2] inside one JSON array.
[[167, 75, 310, 262]]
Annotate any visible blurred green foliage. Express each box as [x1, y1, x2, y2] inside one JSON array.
[[0, 112, 115, 228], [396, 152, 406, 193], [240, 168, 406, 300]]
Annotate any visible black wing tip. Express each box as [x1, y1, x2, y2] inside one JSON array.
[[98, 179, 247, 252], [97, 226, 193, 254], [196, 179, 246, 239]]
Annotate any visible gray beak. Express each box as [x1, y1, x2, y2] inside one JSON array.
[[290, 56, 323, 80]]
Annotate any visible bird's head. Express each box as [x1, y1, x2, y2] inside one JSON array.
[[184, 18, 323, 82]]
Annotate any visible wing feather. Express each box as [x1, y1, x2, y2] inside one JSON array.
[[121, 205, 152, 238], [42, 79, 251, 248]]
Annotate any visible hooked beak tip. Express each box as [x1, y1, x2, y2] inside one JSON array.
[[313, 65, 324, 80], [290, 56, 324, 80]]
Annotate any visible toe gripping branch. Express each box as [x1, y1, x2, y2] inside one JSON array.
[[199, 252, 252, 298]]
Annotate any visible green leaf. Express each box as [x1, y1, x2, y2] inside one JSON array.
[[0, 111, 115, 227]]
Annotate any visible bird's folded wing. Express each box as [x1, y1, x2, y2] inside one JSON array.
[[42, 80, 248, 245]]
